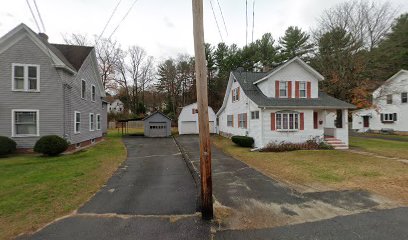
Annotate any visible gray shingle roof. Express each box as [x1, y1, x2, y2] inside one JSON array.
[[232, 70, 356, 109]]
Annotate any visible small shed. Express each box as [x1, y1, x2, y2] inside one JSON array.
[[178, 102, 217, 134], [143, 112, 172, 137]]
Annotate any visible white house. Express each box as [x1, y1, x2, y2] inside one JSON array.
[[352, 70, 408, 133], [178, 102, 216, 134], [217, 57, 356, 149], [108, 99, 125, 113]]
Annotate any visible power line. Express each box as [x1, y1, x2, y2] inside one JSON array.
[[216, 0, 228, 36], [33, 0, 46, 32], [98, 0, 122, 42], [245, 0, 248, 46], [252, 0, 255, 43], [209, 0, 224, 42], [26, 0, 41, 32], [108, 0, 139, 40]]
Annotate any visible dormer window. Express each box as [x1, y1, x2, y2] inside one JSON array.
[[232, 87, 240, 102], [279, 82, 288, 97], [12, 64, 40, 91]]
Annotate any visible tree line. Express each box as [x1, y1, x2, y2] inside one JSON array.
[[65, 0, 407, 120]]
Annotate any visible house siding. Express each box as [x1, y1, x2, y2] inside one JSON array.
[[0, 36, 64, 148]]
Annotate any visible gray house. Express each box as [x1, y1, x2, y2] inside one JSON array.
[[0, 23, 107, 150], [143, 112, 172, 137]]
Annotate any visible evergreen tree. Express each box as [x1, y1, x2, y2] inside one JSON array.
[[279, 26, 313, 61]]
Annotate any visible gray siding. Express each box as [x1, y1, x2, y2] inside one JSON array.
[[144, 113, 172, 137], [65, 50, 105, 144], [0, 36, 64, 148]]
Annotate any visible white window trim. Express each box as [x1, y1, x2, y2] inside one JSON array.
[[11, 63, 40, 92], [74, 111, 81, 134], [91, 85, 96, 102], [383, 113, 395, 122], [232, 88, 239, 102], [81, 79, 86, 100], [96, 114, 101, 130], [11, 109, 40, 137], [276, 112, 299, 132], [251, 111, 259, 120], [227, 115, 233, 127], [89, 113, 95, 131], [279, 81, 288, 98], [299, 81, 307, 98]]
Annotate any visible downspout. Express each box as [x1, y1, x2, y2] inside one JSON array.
[[260, 107, 265, 147]]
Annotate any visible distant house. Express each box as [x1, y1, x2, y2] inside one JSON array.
[[143, 112, 172, 137], [352, 70, 408, 133], [108, 99, 126, 114], [0, 23, 107, 150], [178, 102, 216, 134], [217, 57, 355, 149]]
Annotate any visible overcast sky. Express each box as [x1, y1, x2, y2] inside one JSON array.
[[1, 0, 407, 61]]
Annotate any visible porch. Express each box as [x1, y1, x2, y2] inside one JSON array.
[[320, 109, 349, 149]]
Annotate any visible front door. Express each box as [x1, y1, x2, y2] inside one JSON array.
[[363, 116, 369, 128]]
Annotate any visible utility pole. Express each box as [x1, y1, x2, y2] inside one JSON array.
[[192, 0, 213, 220]]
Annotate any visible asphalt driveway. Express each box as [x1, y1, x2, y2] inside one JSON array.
[[19, 137, 209, 240]]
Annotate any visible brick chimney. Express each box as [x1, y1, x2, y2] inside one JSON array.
[[38, 33, 49, 42]]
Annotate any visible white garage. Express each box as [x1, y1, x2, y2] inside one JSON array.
[[178, 103, 217, 134]]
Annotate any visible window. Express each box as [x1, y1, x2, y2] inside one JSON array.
[[227, 115, 233, 127], [386, 94, 393, 104], [402, 92, 407, 103], [91, 85, 96, 102], [81, 80, 86, 99], [12, 110, 39, 137], [276, 112, 299, 131], [381, 113, 397, 122], [75, 111, 81, 134], [12, 64, 40, 91], [89, 113, 95, 131], [251, 111, 259, 119], [279, 81, 288, 97], [232, 87, 240, 102], [96, 114, 101, 130], [238, 113, 247, 128], [299, 81, 307, 98]]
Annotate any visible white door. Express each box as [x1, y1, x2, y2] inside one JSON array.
[[149, 122, 167, 137], [181, 121, 197, 134]]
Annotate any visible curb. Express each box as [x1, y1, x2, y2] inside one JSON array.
[[172, 136, 202, 212]]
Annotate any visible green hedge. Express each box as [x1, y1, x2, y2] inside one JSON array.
[[0, 136, 17, 156], [34, 135, 69, 156], [231, 136, 254, 148]]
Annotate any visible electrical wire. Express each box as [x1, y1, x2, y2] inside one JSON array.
[[108, 0, 139, 40], [209, 0, 224, 43], [216, 0, 228, 36], [245, 0, 248, 46], [33, 0, 46, 32], [26, 0, 41, 32], [98, 0, 122, 42], [252, 0, 255, 43]]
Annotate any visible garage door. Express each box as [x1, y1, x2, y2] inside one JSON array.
[[181, 121, 197, 134], [148, 122, 167, 137]]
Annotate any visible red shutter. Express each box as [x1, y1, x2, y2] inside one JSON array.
[[231, 90, 234, 102], [232, 114, 234, 127], [244, 113, 248, 128], [275, 81, 280, 98], [295, 81, 300, 98], [288, 81, 292, 98], [237, 87, 240, 100], [271, 112, 276, 130], [300, 112, 304, 130], [307, 82, 311, 98], [313, 111, 318, 129]]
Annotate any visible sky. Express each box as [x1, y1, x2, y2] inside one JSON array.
[[1, 0, 407, 61]]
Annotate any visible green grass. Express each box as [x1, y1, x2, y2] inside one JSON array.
[[356, 133, 408, 141], [212, 135, 408, 204], [0, 132, 126, 240], [350, 136, 408, 159]]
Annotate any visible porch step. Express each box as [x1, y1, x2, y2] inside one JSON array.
[[324, 137, 349, 150]]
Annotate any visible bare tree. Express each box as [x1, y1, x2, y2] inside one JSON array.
[[62, 33, 91, 46], [96, 38, 121, 91]]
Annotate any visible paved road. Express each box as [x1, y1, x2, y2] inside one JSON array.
[[176, 135, 408, 240], [19, 137, 209, 240]]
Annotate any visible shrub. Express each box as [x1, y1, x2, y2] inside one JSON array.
[[231, 136, 254, 148], [318, 142, 334, 150], [0, 136, 17, 156], [34, 135, 69, 156], [261, 138, 334, 152]]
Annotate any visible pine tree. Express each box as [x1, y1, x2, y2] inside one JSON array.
[[279, 26, 313, 61]]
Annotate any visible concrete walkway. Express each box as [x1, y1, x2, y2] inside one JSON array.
[[19, 137, 210, 240]]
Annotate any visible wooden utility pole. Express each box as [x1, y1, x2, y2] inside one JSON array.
[[192, 0, 213, 220]]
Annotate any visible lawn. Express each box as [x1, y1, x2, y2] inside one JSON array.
[[212, 135, 408, 204], [350, 136, 408, 159], [0, 132, 127, 240]]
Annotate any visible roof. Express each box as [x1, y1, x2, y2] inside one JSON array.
[[374, 69, 408, 94], [51, 44, 93, 71], [143, 111, 172, 121], [232, 70, 356, 109]]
